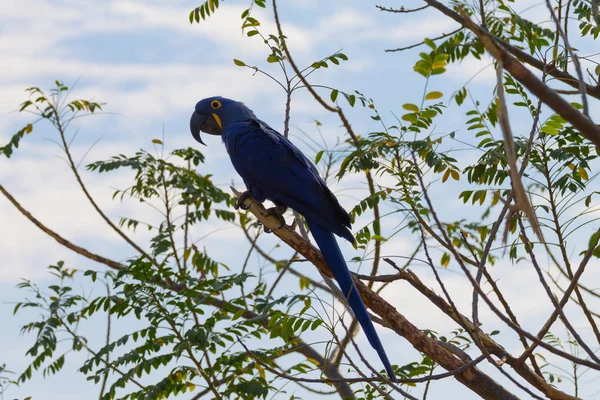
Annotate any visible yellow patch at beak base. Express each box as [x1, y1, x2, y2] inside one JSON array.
[[211, 113, 222, 129]]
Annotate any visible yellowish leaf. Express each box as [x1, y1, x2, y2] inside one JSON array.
[[425, 91, 443, 100], [431, 61, 447, 69], [442, 169, 451, 183], [402, 103, 420, 112], [491, 190, 500, 206], [441, 252, 450, 267], [479, 190, 487, 205], [256, 363, 266, 379], [402, 113, 418, 123]]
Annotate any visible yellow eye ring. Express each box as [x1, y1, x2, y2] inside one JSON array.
[[210, 100, 222, 109]]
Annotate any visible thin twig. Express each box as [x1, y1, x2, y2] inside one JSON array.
[[376, 4, 429, 13], [385, 28, 463, 52], [99, 284, 111, 399], [545, 0, 590, 117]]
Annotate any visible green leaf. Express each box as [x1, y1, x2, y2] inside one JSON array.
[[315, 150, 324, 164], [345, 94, 356, 107], [232, 309, 246, 321], [19, 100, 32, 112], [421, 109, 437, 118], [310, 319, 323, 331], [330, 89, 338, 102], [588, 231, 600, 251], [423, 38, 436, 50], [402, 113, 418, 123], [246, 17, 260, 26], [540, 125, 559, 135], [570, 102, 583, 110], [233, 59, 246, 67], [151, 139, 163, 145]]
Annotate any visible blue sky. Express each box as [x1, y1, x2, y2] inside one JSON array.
[[2, 0, 600, 399]]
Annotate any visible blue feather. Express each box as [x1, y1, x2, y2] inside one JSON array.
[[307, 220, 397, 382]]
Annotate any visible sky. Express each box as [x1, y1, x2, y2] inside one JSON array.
[[1, 0, 600, 399]]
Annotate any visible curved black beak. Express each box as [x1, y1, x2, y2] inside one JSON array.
[[190, 111, 208, 145], [190, 110, 223, 146]]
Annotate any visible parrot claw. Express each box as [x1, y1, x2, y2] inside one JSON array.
[[264, 204, 287, 233], [234, 191, 252, 210]]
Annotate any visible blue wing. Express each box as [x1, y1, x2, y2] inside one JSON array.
[[224, 120, 353, 243]]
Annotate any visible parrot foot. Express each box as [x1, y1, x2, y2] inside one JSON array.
[[263, 204, 287, 233], [234, 191, 252, 210]]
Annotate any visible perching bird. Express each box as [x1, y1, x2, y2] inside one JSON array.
[[190, 96, 396, 382]]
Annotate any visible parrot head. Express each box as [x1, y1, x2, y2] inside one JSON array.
[[190, 96, 256, 145]]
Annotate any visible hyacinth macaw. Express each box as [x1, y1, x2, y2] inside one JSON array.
[[190, 96, 396, 382]]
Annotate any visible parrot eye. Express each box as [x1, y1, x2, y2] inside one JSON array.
[[210, 100, 222, 109]]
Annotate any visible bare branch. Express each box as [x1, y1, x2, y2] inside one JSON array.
[[0, 183, 124, 272], [494, 61, 543, 241], [376, 4, 429, 13]]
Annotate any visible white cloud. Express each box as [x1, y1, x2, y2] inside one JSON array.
[[384, 16, 460, 42], [446, 56, 496, 85], [0, 0, 311, 57], [0, 0, 312, 130]]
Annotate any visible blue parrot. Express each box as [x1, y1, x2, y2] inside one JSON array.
[[190, 96, 396, 382]]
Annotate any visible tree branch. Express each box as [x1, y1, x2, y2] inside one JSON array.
[[232, 186, 519, 400]]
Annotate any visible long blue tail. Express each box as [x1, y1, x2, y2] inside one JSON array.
[[306, 220, 397, 382]]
